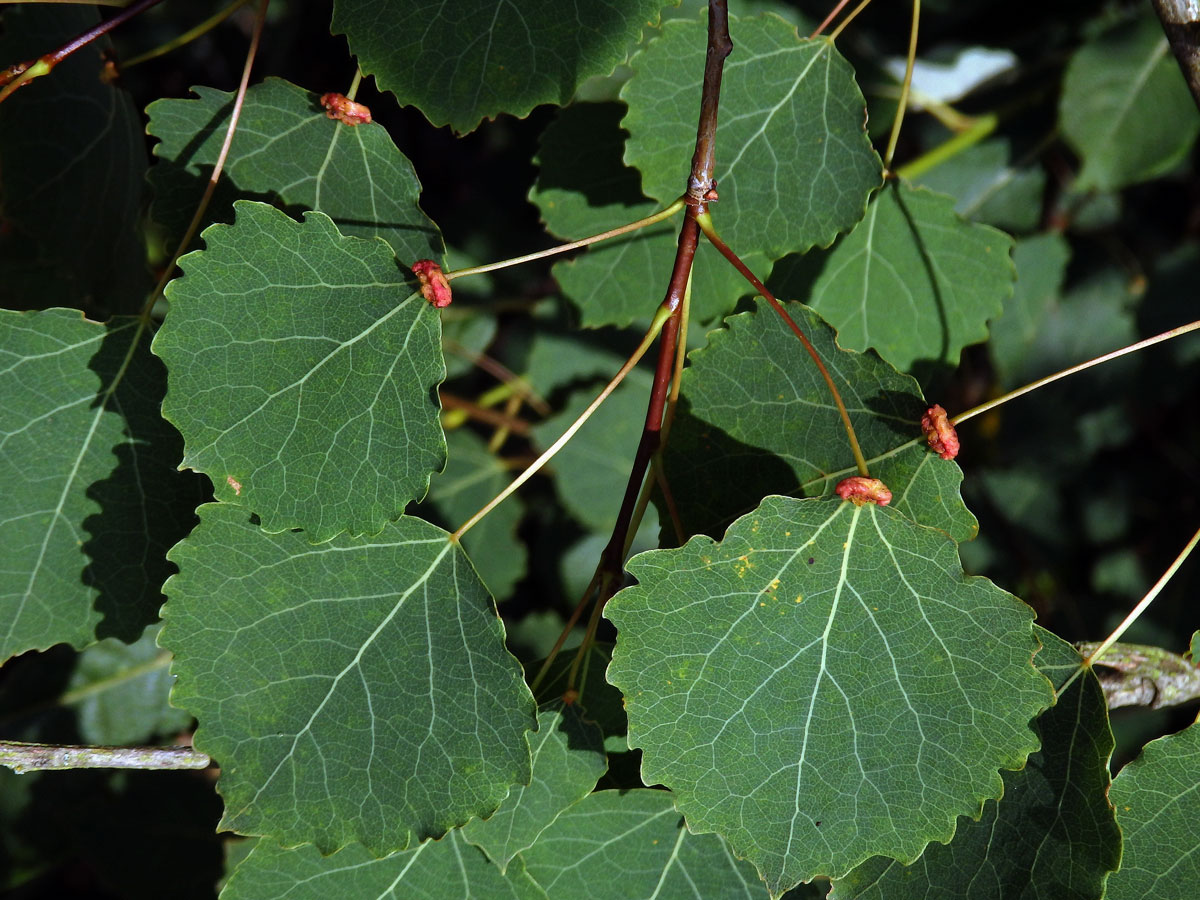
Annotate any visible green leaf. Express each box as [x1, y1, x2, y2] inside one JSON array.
[[66, 624, 191, 746], [0, 6, 149, 316], [463, 702, 607, 872], [807, 181, 1015, 371], [222, 831, 547, 900], [605, 496, 1052, 893], [531, 367, 653, 534], [519, 789, 771, 899], [988, 233, 1070, 389], [831, 628, 1120, 900], [160, 503, 536, 853], [531, 101, 751, 327], [661, 301, 977, 543], [912, 139, 1046, 233], [0, 310, 203, 661], [154, 200, 445, 540], [624, 17, 881, 260], [1104, 720, 1200, 899], [331, 0, 665, 133], [145, 77, 442, 261], [421, 428, 527, 602], [1060, 12, 1200, 192]]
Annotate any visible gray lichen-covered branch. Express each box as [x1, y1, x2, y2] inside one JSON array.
[[0, 741, 210, 774]]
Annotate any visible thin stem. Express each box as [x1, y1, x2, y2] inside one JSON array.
[[121, 0, 255, 70], [0, 0, 165, 104], [1058, 526, 1200, 697], [811, 0, 855, 39], [440, 392, 530, 435], [828, 0, 876, 42], [528, 570, 602, 696], [441, 340, 550, 414], [896, 113, 998, 180], [139, 0, 270, 322], [0, 741, 209, 774], [883, 0, 920, 171], [451, 306, 672, 542], [952, 319, 1200, 427], [445, 199, 686, 282], [696, 212, 871, 477], [346, 67, 364, 101]]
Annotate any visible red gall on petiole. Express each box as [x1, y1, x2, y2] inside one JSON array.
[[320, 92, 372, 126], [411, 259, 453, 308], [835, 476, 892, 506], [921, 404, 960, 460]]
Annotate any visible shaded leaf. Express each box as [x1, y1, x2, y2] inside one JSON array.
[[463, 702, 607, 872], [154, 200, 445, 540], [331, 0, 665, 133], [0, 6, 149, 316], [661, 301, 977, 543], [421, 428, 527, 602], [534, 643, 629, 753], [531, 367, 653, 534], [831, 628, 1120, 900], [0, 310, 203, 661], [913, 139, 1046, 233], [160, 503, 536, 853], [624, 17, 881, 260], [145, 77, 442, 260], [222, 830, 546, 899], [808, 181, 1014, 371], [1060, 12, 1200, 192], [606, 496, 1052, 893], [988, 233, 1070, 389], [66, 624, 190, 746], [1104, 719, 1200, 899], [519, 789, 771, 899], [531, 101, 751, 327]]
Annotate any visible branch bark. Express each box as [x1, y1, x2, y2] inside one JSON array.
[[0, 741, 210, 774], [1151, 0, 1200, 111]]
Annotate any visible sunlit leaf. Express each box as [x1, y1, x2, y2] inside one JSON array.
[[160, 503, 536, 853], [606, 495, 1052, 894], [807, 181, 1014, 371], [463, 702, 607, 872], [831, 628, 1120, 900], [661, 301, 977, 543], [1104, 718, 1200, 899], [222, 831, 546, 899], [1060, 11, 1200, 191], [519, 789, 771, 899], [624, 16, 881, 260], [154, 200, 445, 540], [146, 77, 442, 260], [0, 310, 203, 661], [332, 0, 665, 133]]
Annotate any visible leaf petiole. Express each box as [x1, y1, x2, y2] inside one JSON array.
[[451, 303, 673, 542], [696, 211, 871, 478], [444, 198, 686, 282]]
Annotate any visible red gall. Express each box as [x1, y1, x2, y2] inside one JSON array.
[[921, 404, 960, 460], [411, 259, 453, 308], [320, 92, 372, 126], [835, 476, 892, 507]]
